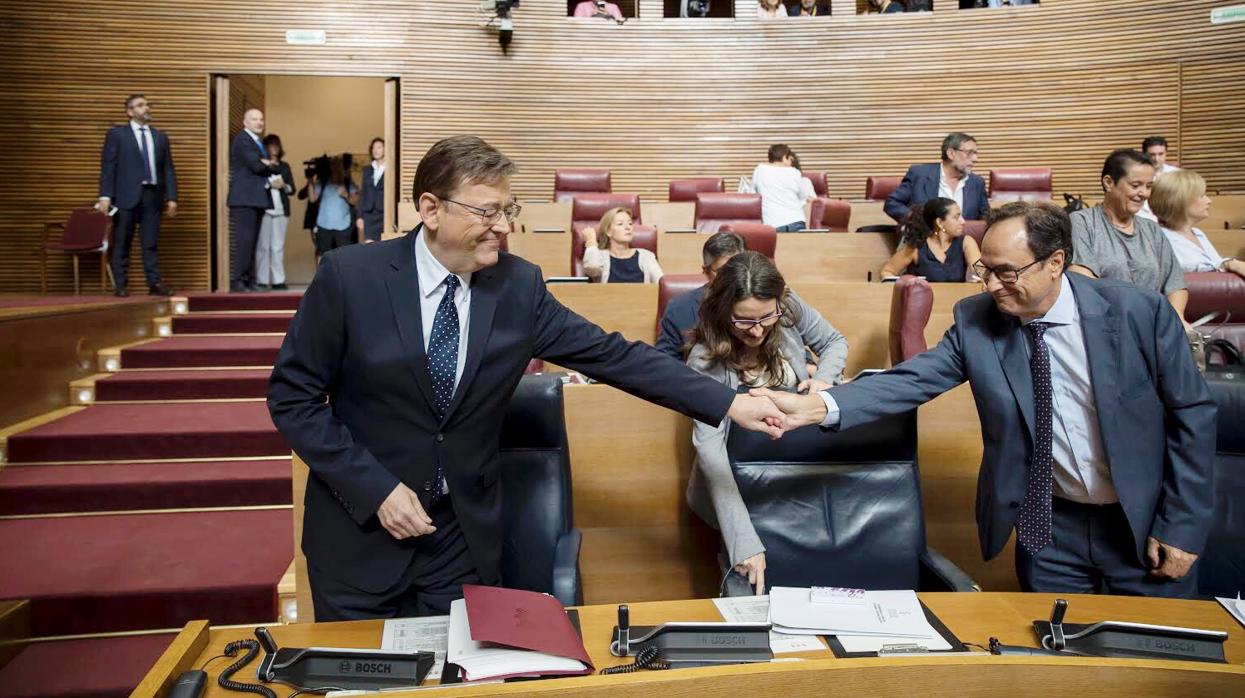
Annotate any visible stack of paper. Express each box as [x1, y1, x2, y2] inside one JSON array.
[[768, 587, 951, 653], [446, 585, 593, 682]]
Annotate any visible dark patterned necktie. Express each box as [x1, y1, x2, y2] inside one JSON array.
[[1017, 321, 1054, 554], [426, 274, 460, 502]]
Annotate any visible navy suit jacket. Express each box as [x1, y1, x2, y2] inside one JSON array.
[[655, 284, 707, 359], [99, 125, 177, 210], [359, 165, 384, 215], [884, 163, 989, 223], [227, 130, 276, 209], [268, 230, 735, 592], [825, 273, 1216, 564]]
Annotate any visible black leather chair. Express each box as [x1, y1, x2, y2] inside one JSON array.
[[723, 402, 977, 595], [498, 374, 582, 606], [1199, 373, 1245, 598]]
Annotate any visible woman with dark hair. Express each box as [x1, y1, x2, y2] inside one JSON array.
[[256, 134, 295, 290], [684, 251, 849, 594], [358, 137, 386, 243], [1070, 149, 1187, 320], [880, 197, 981, 281], [308, 154, 359, 259]]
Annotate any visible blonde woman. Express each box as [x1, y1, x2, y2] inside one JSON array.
[[579, 207, 663, 283], [1151, 169, 1245, 279], [757, 0, 785, 18]]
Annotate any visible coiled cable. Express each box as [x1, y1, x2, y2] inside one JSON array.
[[599, 646, 670, 674]]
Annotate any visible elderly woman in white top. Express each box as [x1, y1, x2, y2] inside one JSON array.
[[751, 144, 816, 232], [1151, 169, 1245, 279]]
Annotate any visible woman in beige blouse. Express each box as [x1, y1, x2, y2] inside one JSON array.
[[579, 207, 663, 283]]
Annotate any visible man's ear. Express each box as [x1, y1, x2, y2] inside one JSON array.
[[1049, 249, 1066, 276], [418, 193, 441, 232]]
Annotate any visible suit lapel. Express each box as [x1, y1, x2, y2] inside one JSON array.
[[443, 266, 498, 424], [1069, 275, 1122, 443], [384, 232, 439, 416], [990, 308, 1037, 444]]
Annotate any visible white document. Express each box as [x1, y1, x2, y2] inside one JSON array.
[[1215, 595, 1245, 629], [446, 599, 586, 681], [768, 587, 943, 639], [712, 596, 827, 654], [835, 631, 952, 653], [381, 615, 449, 679]]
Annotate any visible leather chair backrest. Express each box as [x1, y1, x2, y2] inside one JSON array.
[[718, 223, 776, 259], [988, 168, 1053, 202], [1199, 375, 1245, 599], [808, 198, 852, 232], [694, 192, 763, 233], [888, 275, 934, 364], [668, 178, 724, 202], [656, 273, 706, 337], [553, 168, 610, 203], [865, 176, 902, 201], [804, 171, 828, 198], [499, 375, 573, 596], [1185, 271, 1245, 322], [963, 219, 986, 247], [726, 405, 924, 590], [65, 208, 113, 250]]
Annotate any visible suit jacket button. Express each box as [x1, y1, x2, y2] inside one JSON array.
[[423, 480, 433, 492], [436, 433, 445, 443]]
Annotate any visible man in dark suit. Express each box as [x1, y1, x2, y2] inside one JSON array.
[[358, 137, 386, 243], [757, 201, 1216, 597], [268, 136, 785, 619], [97, 94, 177, 297], [884, 132, 990, 223], [655, 231, 747, 359], [226, 108, 277, 292]]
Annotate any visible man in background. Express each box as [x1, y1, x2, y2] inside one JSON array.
[[885, 132, 990, 223], [97, 94, 177, 297], [227, 108, 277, 292]]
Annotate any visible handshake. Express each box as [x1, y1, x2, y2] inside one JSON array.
[[726, 387, 831, 439]]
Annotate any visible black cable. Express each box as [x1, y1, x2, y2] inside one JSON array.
[[600, 646, 670, 674], [217, 639, 277, 698], [199, 653, 230, 671]]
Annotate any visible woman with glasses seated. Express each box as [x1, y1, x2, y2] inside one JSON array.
[[1151, 169, 1245, 280], [880, 197, 981, 281], [580, 207, 663, 283], [684, 251, 849, 594]]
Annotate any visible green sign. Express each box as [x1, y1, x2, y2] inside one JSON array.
[[1211, 4, 1245, 24]]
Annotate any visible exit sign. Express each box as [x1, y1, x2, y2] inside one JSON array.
[[285, 29, 327, 45], [1211, 4, 1245, 24]]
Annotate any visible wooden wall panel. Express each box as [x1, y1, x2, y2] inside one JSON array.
[[2, 1, 1243, 293]]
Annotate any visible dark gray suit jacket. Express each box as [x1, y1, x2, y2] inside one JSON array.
[[826, 273, 1216, 564], [99, 124, 177, 209], [884, 163, 989, 223], [227, 130, 276, 209]]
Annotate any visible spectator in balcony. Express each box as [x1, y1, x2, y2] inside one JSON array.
[[885, 132, 990, 223], [758, 0, 787, 18], [1069, 149, 1187, 322], [753, 144, 816, 232], [685, 251, 849, 594], [1152, 169, 1245, 279], [867, 0, 906, 12], [880, 197, 982, 282], [572, 0, 623, 20], [580, 207, 663, 283], [789, 0, 830, 15]]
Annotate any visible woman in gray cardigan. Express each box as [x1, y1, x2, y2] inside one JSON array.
[[684, 251, 849, 594]]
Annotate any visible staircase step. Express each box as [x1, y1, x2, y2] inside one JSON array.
[[0, 459, 292, 515], [120, 335, 284, 369], [94, 369, 272, 401], [186, 292, 303, 313], [5, 402, 285, 463], [171, 312, 292, 335]]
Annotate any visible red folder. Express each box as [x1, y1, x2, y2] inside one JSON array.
[[462, 584, 594, 670]]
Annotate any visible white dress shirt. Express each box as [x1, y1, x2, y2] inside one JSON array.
[[130, 120, 157, 185], [415, 229, 471, 389], [937, 164, 965, 212], [1161, 226, 1228, 273], [372, 161, 386, 187], [819, 274, 1118, 504], [1137, 164, 1182, 221]]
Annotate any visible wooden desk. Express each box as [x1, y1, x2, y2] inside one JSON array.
[[136, 593, 1245, 697]]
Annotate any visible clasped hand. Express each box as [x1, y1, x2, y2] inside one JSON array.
[[377, 482, 437, 540]]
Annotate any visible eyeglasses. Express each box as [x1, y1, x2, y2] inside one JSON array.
[[731, 310, 783, 331], [954, 148, 980, 158], [971, 257, 1048, 285], [443, 198, 522, 225]]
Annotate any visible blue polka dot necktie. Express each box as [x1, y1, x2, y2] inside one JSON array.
[[427, 274, 460, 502], [1018, 321, 1054, 554]]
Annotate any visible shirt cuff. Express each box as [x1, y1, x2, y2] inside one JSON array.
[[818, 391, 841, 428]]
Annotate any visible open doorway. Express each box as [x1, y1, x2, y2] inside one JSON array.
[[210, 74, 398, 290]]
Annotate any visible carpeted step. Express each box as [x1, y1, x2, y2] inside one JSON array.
[[5, 402, 286, 463], [171, 312, 293, 335], [0, 633, 175, 698], [0, 509, 292, 636], [0, 459, 292, 515], [120, 335, 284, 369], [94, 369, 272, 401], [186, 292, 303, 313]]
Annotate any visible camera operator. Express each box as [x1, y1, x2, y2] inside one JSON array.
[[307, 154, 359, 260]]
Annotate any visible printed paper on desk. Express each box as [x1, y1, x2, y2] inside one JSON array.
[[769, 587, 940, 638], [461, 584, 593, 667]]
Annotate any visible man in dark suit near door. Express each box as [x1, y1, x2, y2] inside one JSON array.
[[268, 136, 787, 619], [97, 94, 177, 297], [884, 132, 990, 223], [227, 108, 277, 292], [757, 201, 1216, 597]]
